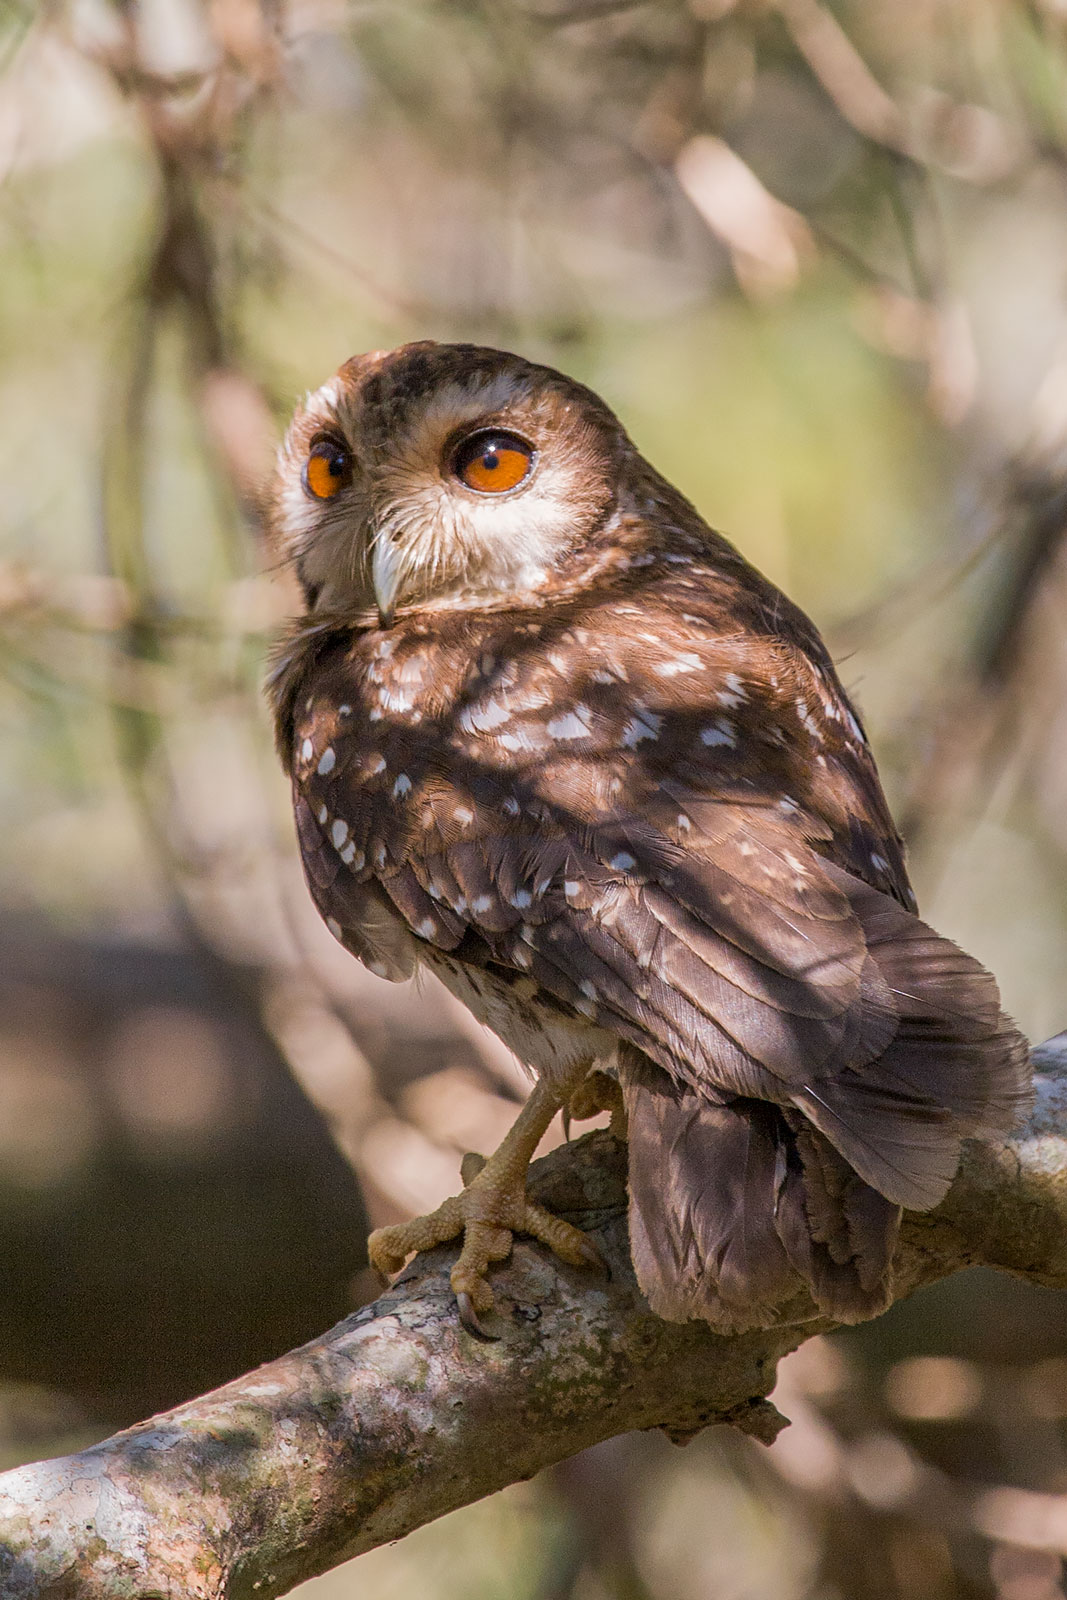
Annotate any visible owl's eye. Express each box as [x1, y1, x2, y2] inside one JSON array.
[[452, 431, 535, 494], [303, 439, 351, 501]]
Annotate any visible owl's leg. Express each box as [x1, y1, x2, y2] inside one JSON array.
[[565, 1068, 628, 1141], [368, 1076, 604, 1338]]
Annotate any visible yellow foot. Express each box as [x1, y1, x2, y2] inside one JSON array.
[[367, 1079, 605, 1339]]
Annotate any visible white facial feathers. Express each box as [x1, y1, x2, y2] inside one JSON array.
[[273, 347, 617, 619]]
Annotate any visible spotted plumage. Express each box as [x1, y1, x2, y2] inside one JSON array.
[[269, 341, 1030, 1332]]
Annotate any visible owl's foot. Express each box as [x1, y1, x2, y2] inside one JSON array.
[[565, 1068, 628, 1141], [367, 1077, 604, 1339]]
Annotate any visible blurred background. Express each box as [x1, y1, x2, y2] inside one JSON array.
[[2, 0, 1067, 1595]]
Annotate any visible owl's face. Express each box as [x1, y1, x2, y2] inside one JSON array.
[[273, 342, 625, 623]]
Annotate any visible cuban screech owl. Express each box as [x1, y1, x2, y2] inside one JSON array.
[[268, 341, 1031, 1339]]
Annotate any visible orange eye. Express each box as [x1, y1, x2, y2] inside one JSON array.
[[453, 431, 534, 494], [303, 439, 351, 501]]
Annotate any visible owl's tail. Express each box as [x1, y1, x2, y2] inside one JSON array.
[[619, 878, 1031, 1330], [621, 1069, 900, 1328]]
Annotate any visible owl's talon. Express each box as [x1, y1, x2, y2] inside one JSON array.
[[366, 1079, 603, 1331], [456, 1291, 499, 1342], [582, 1236, 611, 1279]]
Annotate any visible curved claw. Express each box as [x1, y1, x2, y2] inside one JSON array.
[[456, 1290, 500, 1342], [561, 1108, 572, 1142], [574, 1231, 611, 1279]]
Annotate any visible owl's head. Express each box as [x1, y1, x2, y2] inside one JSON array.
[[273, 341, 626, 624]]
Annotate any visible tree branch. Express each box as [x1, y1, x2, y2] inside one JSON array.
[[2, 1033, 1065, 1600]]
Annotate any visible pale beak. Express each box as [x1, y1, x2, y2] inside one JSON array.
[[371, 530, 402, 629]]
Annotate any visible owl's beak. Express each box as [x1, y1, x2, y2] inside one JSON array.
[[371, 530, 401, 629]]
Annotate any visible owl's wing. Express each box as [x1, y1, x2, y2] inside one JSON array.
[[531, 799, 1025, 1212], [293, 788, 418, 982], [295, 729, 1027, 1215]]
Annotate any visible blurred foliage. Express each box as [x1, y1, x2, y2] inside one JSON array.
[[3, 1, 1067, 1596]]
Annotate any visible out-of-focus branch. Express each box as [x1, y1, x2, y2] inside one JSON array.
[[775, 0, 911, 155], [1, 1033, 1065, 1600], [897, 460, 1067, 852], [0, 566, 287, 637]]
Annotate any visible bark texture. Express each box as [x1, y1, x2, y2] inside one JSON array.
[[1, 1033, 1065, 1600]]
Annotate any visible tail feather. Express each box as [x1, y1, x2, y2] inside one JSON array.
[[787, 1119, 897, 1307], [621, 1062, 899, 1330], [620, 871, 1031, 1330]]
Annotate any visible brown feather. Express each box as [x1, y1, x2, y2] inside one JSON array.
[[621, 1055, 899, 1329]]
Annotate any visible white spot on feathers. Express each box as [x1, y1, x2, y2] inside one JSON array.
[[621, 710, 661, 747], [317, 747, 336, 775], [331, 818, 349, 848], [653, 652, 701, 677], [301, 737, 313, 762], [460, 699, 511, 734], [546, 706, 592, 741], [377, 685, 416, 713], [610, 852, 636, 872], [701, 720, 736, 748], [393, 774, 412, 798], [796, 698, 822, 738]]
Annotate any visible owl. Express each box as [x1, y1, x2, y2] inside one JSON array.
[[268, 341, 1030, 1338]]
